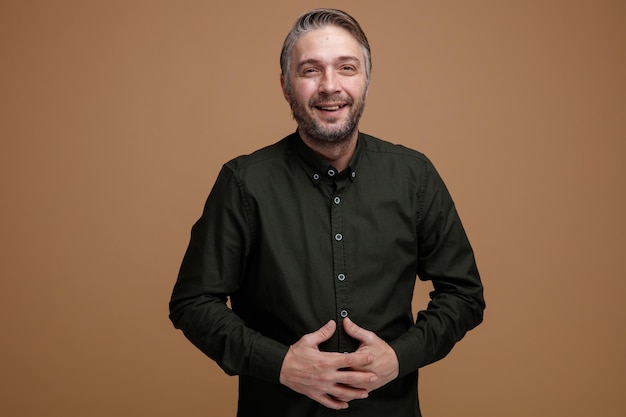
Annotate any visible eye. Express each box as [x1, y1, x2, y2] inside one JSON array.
[[339, 65, 357, 73], [302, 67, 319, 76]]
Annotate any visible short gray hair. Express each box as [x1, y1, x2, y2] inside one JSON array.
[[280, 9, 372, 94]]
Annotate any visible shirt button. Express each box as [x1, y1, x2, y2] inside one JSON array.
[[328, 169, 336, 177], [337, 273, 346, 281], [335, 233, 343, 241], [351, 171, 356, 178], [313, 173, 320, 180], [333, 196, 341, 205], [340, 310, 348, 318]]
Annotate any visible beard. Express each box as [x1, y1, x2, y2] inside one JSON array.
[[289, 92, 366, 145]]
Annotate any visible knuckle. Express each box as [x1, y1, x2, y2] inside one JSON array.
[[316, 372, 333, 383], [314, 359, 330, 371]]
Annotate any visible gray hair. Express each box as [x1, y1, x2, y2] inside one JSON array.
[[280, 8, 372, 94]]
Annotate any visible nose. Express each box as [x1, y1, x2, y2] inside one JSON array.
[[318, 70, 340, 94]]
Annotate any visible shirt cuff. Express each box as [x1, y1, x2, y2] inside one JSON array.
[[249, 334, 290, 383], [388, 331, 425, 378]]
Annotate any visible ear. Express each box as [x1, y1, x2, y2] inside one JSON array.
[[280, 74, 291, 103]]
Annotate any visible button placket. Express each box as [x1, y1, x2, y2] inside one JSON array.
[[329, 180, 354, 352]]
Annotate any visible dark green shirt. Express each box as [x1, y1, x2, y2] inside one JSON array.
[[170, 132, 485, 417]]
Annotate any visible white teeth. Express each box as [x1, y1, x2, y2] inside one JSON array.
[[320, 106, 340, 111]]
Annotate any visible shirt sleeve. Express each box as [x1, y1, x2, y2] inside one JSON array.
[[169, 164, 289, 382], [389, 157, 485, 377]]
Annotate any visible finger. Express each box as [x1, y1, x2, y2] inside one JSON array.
[[333, 369, 378, 388], [314, 393, 349, 410], [302, 320, 336, 347], [327, 384, 369, 402], [325, 350, 374, 370], [343, 317, 375, 344]]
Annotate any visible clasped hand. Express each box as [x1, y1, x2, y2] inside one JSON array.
[[279, 318, 399, 410]]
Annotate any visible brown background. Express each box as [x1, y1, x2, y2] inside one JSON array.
[[1, 0, 625, 416]]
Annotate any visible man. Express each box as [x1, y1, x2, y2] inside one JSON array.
[[170, 8, 484, 417]]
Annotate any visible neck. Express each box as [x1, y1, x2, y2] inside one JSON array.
[[298, 128, 359, 172]]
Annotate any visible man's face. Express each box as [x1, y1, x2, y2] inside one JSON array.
[[282, 25, 369, 145]]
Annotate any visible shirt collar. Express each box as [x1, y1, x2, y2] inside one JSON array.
[[291, 131, 361, 186]]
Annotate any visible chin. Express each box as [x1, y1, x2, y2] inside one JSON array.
[[311, 126, 356, 144]]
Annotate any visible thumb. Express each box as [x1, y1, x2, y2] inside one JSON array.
[[305, 320, 337, 346], [343, 317, 374, 344]]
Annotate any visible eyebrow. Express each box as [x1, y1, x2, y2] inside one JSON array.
[[295, 56, 361, 71]]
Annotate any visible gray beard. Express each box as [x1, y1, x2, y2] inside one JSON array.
[[289, 93, 366, 146]]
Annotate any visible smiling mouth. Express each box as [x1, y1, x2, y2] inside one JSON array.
[[315, 104, 347, 112]]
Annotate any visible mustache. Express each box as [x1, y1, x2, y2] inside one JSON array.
[[309, 95, 353, 106]]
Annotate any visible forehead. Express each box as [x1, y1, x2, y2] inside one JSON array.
[[291, 25, 364, 66]]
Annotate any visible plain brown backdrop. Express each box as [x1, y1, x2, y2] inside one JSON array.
[[1, 1, 625, 416]]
